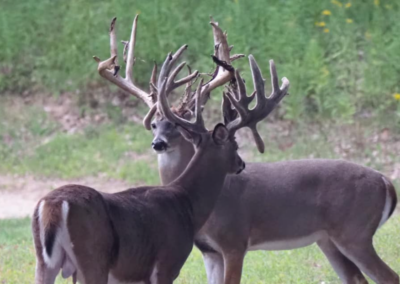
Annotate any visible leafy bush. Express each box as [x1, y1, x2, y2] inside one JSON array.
[[1, 0, 399, 122]]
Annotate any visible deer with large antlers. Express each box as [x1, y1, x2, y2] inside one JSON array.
[[32, 55, 254, 282], [95, 15, 399, 284]]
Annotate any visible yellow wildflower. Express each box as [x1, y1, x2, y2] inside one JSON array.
[[322, 10, 332, 16], [374, 0, 380, 6], [225, 16, 233, 23], [323, 28, 330, 33], [321, 67, 330, 77], [394, 94, 400, 100], [234, 0, 239, 3], [365, 31, 372, 40], [345, 2, 352, 8], [346, 19, 353, 23], [331, 0, 343, 7], [315, 21, 326, 27]]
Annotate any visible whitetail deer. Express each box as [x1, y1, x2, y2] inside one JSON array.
[[31, 54, 254, 283], [96, 15, 399, 284]]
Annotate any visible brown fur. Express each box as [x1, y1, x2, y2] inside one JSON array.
[[32, 129, 244, 284]]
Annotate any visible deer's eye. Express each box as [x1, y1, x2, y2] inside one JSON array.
[[151, 123, 156, 129]]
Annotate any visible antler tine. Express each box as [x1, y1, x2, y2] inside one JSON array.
[[142, 63, 159, 130], [156, 45, 199, 97], [270, 60, 290, 100], [158, 78, 208, 134], [209, 17, 230, 63], [166, 61, 199, 94], [194, 79, 205, 128], [110, 17, 118, 67], [93, 16, 153, 109], [158, 45, 187, 87], [185, 18, 244, 112], [225, 55, 290, 153], [177, 66, 196, 115], [149, 62, 158, 96], [143, 105, 157, 130], [125, 15, 139, 82]]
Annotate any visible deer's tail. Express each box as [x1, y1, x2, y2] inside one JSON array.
[[378, 176, 398, 228], [32, 200, 77, 283]]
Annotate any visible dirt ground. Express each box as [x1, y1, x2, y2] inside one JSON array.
[[0, 175, 131, 219]]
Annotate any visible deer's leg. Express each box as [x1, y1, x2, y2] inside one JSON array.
[[317, 238, 367, 284], [332, 238, 399, 284], [203, 252, 224, 284], [34, 259, 60, 284], [223, 251, 245, 284]]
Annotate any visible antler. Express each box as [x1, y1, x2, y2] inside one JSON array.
[[93, 16, 152, 107], [158, 77, 209, 135], [93, 15, 198, 130], [224, 55, 290, 153], [185, 17, 245, 111]]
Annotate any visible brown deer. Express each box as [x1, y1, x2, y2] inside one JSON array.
[[96, 15, 399, 284], [31, 50, 263, 283]]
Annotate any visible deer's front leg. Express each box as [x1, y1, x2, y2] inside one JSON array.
[[223, 251, 245, 284]]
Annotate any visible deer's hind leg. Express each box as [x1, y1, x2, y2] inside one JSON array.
[[317, 238, 367, 284], [332, 237, 399, 284]]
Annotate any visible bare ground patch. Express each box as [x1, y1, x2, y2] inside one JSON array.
[[0, 174, 133, 219]]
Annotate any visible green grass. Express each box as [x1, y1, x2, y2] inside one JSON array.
[[0, 97, 159, 184], [1, 0, 400, 123], [0, 216, 399, 283], [0, 122, 158, 184]]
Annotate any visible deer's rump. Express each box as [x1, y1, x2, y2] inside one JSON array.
[[33, 185, 194, 283], [197, 159, 397, 251]]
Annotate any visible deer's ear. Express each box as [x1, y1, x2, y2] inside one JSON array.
[[212, 123, 229, 145], [176, 125, 201, 146]]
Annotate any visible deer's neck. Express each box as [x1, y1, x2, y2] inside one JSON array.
[[158, 139, 195, 185], [171, 147, 227, 232]]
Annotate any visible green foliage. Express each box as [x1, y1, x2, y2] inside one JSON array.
[[1, 216, 399, 283], [1, 0, 400, 122]]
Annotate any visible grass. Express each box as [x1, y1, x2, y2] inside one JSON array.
[[1, 0, 400, 123], [0, 216, 399, 283], [0, 97, 159, 185]]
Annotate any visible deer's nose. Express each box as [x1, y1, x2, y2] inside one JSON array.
[[152, 139, 168, 151], [236, 161, 246, 174]]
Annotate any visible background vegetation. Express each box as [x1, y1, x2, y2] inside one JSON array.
[[1, 0, 400, 123]]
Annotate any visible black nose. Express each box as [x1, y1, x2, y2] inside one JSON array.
[[152, 139, 168, 151], [236, 161, 245, 174]]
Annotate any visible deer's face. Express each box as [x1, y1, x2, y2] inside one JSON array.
[[208, 123, 245, 175], [150, 119, 184, 153], [181, 123, 245, 175]]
